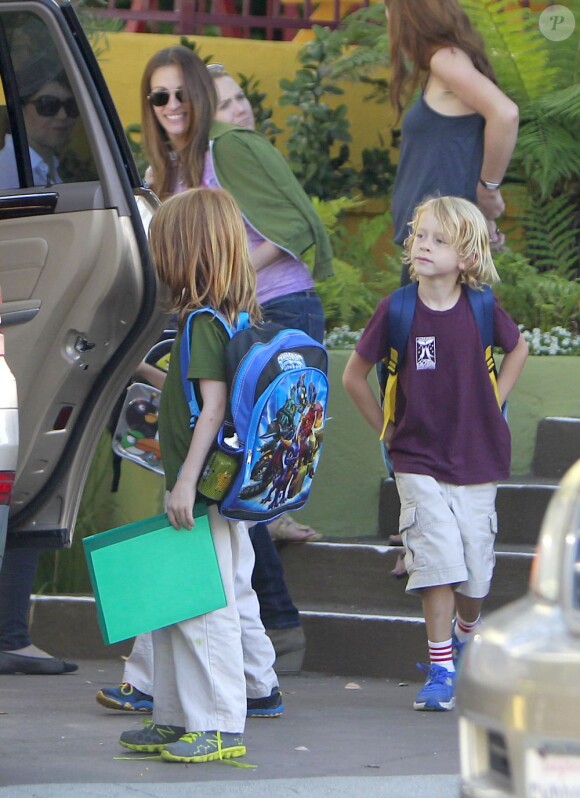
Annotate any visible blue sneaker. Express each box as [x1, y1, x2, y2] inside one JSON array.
[[96, 682, 154, 713], [246, 687, 285, 718], [413, 663, 456, 711], [451, 622, 466, 666]]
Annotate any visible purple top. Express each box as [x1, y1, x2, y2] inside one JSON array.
[[356, 287, 521, 485], [201, 151, 313, 305]]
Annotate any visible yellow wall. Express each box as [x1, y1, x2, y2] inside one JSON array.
[[98, 32, 392, 164]]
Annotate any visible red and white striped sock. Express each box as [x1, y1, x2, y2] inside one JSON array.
[[455, 614, 481, 643], [428, 639, 454, 673]]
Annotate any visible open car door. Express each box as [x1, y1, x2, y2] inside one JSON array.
[[0, 0, 164, 547]]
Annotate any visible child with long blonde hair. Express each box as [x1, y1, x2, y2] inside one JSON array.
[[344, 196, 528, 712], [118, 188, 276, 764]]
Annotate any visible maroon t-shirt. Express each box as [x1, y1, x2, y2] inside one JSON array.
[[356, 287, 521, 485]]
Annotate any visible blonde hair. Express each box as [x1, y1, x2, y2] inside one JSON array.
[[149, 188, 262, 328], [403, 196, 500, 288], [141, 46, 217, 199]]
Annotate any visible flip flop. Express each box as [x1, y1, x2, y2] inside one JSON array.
[[267, 514, 322, 543]]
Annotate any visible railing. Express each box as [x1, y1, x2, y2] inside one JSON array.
[[91, 0, 370, 40]]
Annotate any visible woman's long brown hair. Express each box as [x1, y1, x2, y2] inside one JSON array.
[[385, 0, 496, 118], [141, 46, 217, 199]]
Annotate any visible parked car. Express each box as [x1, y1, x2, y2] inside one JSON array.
[[0, 0, 164, 549], [0, 286, 18, 568], [457, 458, 580, 798]]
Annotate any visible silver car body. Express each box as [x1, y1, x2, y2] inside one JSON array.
[[458, 459, 580, 798]]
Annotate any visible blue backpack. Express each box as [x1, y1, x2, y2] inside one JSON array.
[[378, 283, 504, 435], [180, 309, 329, 523]]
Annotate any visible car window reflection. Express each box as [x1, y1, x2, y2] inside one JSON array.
[[0, 12, 98, 190]]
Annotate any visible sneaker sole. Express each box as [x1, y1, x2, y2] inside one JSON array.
[[161, 745, 247, 763], [246, 706, 285, 718], [413, 698, 455, 711], [119, 740, 169, 752], [97, 693, 153, 713]]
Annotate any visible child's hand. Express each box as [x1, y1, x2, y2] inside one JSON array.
[[167, 478, 197, 531]]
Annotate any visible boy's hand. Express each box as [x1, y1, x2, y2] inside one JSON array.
[[167, 478, 197, 531]]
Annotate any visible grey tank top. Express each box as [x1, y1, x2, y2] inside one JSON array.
[[391, 94, 485, 245]]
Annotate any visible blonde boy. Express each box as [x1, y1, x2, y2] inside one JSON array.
[[343, 196, 528, 711]]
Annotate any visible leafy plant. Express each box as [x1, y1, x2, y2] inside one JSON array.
[[521, 194, 579, 276], [311, 197, 400, 329], [494, 250, 580, 332], [73, 0, 123, 59], [125, 122, 147, 178], [279, 24, 395, 200], [459, 1, 580, 279], [326, 0, 580, 290]]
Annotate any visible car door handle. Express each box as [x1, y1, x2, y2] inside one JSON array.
[[0, 192, 59, 220]]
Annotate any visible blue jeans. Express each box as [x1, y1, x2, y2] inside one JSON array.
[[249, 288, 325, 629], [0, 544, 39, 650], [249, 524, 299, 630], [262, 290, 325, 344]]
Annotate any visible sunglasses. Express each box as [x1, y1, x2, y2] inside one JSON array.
[[147, 88, 186, 107], [27, 95, 79, 118]]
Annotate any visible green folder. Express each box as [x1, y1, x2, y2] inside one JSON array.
[[83, 504, 226, 645]]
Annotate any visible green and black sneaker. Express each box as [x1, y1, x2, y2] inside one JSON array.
[[119, 720, 185, 752]]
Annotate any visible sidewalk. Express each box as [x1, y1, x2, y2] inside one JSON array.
[[0, 660, 460, 797]]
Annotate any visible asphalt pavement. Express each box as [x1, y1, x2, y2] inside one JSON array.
[[1, 660, 461, 797]]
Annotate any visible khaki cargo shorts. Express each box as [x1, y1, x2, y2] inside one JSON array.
[[395, 473, 498, 598]]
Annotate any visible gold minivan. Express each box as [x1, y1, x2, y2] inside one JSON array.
[[0, 1, 163, 549]]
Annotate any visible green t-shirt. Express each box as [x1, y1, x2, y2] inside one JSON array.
[[158, 313, 229, 490]]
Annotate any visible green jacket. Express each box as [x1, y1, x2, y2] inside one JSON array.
[[209, 121, 333, 281]]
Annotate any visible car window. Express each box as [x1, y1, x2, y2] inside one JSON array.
[[0, 11, 98, 191]]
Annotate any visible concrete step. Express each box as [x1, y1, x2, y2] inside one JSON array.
[[532, 417, 580, 480], [29, 540, 533, 680], [378, 477, 556, 544], [277, 541, 532, 617]]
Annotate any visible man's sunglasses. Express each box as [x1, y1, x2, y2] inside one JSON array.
[[147, 89, 186, 107], [27, 95, 79, 118]]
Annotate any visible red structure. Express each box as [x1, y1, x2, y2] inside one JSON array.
[[94, 0, 370, 39]]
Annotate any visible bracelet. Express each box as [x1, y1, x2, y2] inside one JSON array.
[[479, 178, 501, 190]]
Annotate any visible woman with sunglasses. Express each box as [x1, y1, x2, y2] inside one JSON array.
[[0, 54, 78, 189], [141, 46, 332, 336]]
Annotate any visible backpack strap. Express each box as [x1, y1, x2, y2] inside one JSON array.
[[466, 286, 503, 412], [179, 308, 238, 430], [378, 283, 503, 439], [378, 283, 418, 438]]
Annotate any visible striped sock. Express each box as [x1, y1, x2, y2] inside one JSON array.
[[455, 614, 481, 643], [428, 639, 454, 673]]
